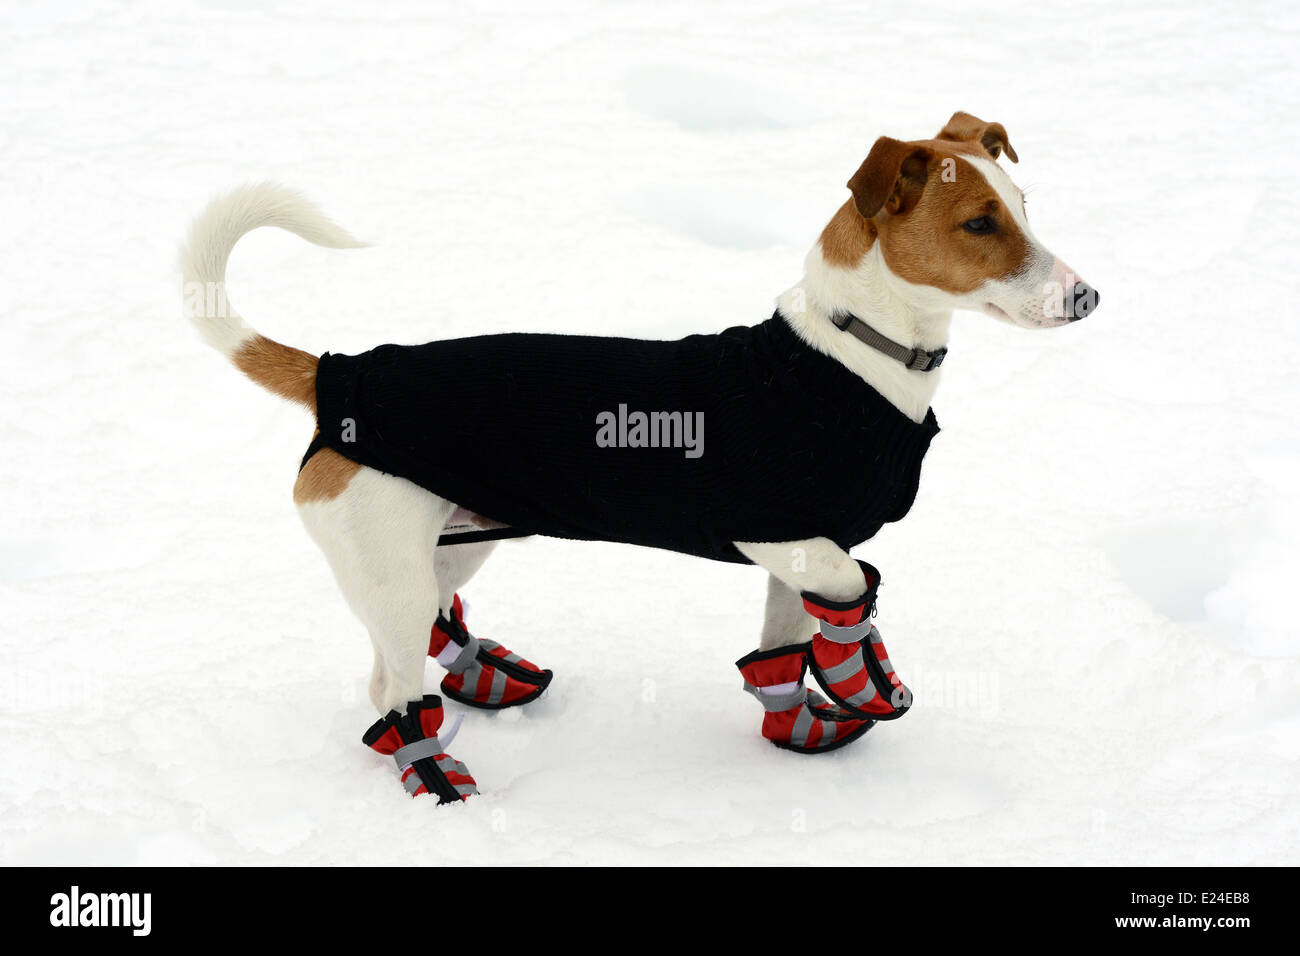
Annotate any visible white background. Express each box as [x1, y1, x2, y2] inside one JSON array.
[[1, 0, 1296, 864]]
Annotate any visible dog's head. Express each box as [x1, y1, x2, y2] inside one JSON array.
[[828, 111, 1097, 327]]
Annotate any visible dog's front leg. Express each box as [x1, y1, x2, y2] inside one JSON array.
[[735, 538, 869, 611], [731, 538, 912, 754], [757, 572, 814, 652]]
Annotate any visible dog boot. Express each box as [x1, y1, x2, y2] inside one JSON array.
[[736, 645, 874, 753], [363, 694, 478, 803], [429, 594, 553, 710], [802, 561, 912, 720]]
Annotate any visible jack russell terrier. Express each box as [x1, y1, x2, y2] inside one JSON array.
[[181, 112, 1097, 803]]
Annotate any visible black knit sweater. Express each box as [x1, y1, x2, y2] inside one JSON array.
[[311, 312, 940, 564]]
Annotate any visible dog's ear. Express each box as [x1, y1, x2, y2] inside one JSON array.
[[847, 137, 933, 218], [936, 111, 1018, 163]]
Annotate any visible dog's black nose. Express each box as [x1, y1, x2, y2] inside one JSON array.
[[1068, 282, 1099, 321]]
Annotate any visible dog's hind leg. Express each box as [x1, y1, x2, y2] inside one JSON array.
[[297, 459, 453, 711], [295, 454, 477, 801], [434, 540, 498, 615], [429, 538, 554, 710]]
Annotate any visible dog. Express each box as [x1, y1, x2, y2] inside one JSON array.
[[181, 112, 1096, 801]]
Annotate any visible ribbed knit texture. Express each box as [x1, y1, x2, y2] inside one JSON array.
[[312, 311, 940, 564]]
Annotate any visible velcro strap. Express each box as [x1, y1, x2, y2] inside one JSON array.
[[742, 681, 808, 712], [445, 633, 480, 675], [818, 616, 874, 645], [392, 736, 443, 768]]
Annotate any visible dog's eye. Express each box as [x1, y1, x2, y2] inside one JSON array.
[[963, 216, 996, 235]]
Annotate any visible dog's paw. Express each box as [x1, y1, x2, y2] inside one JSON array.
[[431, 593, 553, 710], [737, 645, 875, 755], [363, 695, 478, 803]]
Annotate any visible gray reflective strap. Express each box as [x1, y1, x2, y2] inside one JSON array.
[[480, 638, 523, 666], [742, 681, 807, 712], [790, 705, 835, 748], [436, 756, 477, 797], [819, 648, 865, 685], [819, 617, 874, 645], [866, 627, 899, 687], [810, 632, 881, 709], [790, 704, 813, 746], [456, 661, 484, 699], [446, 634, 481, 675], [843, 685, 879, 709], [392, 736, 444, 768], [486, 668, 507, 705]]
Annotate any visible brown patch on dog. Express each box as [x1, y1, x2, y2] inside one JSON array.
[[818, 199, 878, 267], [823, 131, 1031, 295], [911, 137, 990, 161], [293, 439, 361, 504], [935, 111, 1018, 163], [233, 335, 318, 412], [848, 139, 933, 220], [874, 151, 1030, 294]]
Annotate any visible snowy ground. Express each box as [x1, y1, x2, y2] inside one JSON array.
[[2, 0, 1298, 865]]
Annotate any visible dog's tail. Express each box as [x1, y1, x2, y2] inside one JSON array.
[[179, 183, 366, 413]]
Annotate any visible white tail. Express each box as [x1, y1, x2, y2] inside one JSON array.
[[180, 183, 366, 360]]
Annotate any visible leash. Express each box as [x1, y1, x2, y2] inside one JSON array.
[[831, 312, 947, 372]]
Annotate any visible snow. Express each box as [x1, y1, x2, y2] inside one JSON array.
[[2, 0, 1298, 865]]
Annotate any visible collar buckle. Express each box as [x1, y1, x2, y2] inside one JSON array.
[[907, 347, 947, 372]]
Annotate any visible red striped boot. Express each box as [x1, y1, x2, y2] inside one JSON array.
[[802, 561, 912, 720], [736, 645, 874, 753], [429, 594, 553, 710], [362, 695, 478, 803]]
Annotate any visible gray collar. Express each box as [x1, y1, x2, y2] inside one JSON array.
[[831, 312, 948, 373]]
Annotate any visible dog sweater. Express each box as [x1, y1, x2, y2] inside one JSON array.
[[309, 311, 940, 564]]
